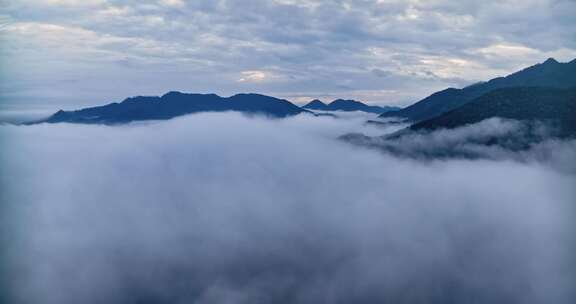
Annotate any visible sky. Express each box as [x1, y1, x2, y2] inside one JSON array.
[[1, 0, 576, 112]]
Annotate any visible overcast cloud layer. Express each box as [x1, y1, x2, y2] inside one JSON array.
[[2, 113, 576, 303], [1, 0, 576, 113]]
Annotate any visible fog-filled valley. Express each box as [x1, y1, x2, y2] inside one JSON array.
[[3, 0, 576, 302], [2, 112, 575, 304]]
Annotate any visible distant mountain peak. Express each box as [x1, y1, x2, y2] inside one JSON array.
[[305, 99, 327, 106], [303, 98, 400, 114], [232, 93, 263, 97], [162, 91, 183, 97], [161, 92, 221, 99], [330, 99, 364, 106], [543, 57, 559, 65]]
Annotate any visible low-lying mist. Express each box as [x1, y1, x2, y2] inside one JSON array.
[[344, 118, 576, 173], [2, 112, 575, 304]]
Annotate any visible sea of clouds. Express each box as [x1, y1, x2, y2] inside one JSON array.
[[1, 112, 575, 304]]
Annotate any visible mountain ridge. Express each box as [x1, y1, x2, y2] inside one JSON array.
[[409, 86, 576, 137], [341, 85, 576, 159], [38, 92, 311, 124], [379, 58, 576, 122]]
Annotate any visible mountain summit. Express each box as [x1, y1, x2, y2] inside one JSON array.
[[543, 57, 559, 65], [380, 58, 576, 122], [303, 99, 329, 110]]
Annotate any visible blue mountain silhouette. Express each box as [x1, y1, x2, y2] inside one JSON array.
[[380, 58, 576, 122], [303, 99, 399, 114], [41, 92, 310, 124]]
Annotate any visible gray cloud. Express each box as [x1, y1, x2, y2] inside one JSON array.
[[2, 113, 575, 303], [1, 0, 575, 111]]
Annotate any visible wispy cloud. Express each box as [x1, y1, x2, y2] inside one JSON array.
[[1, 0, 575, 108]]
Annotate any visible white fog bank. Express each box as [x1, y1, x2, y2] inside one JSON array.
[[2, 113, 575, 304]]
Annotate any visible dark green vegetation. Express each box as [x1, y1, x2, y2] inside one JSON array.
[[411, 86, 576, 137]]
